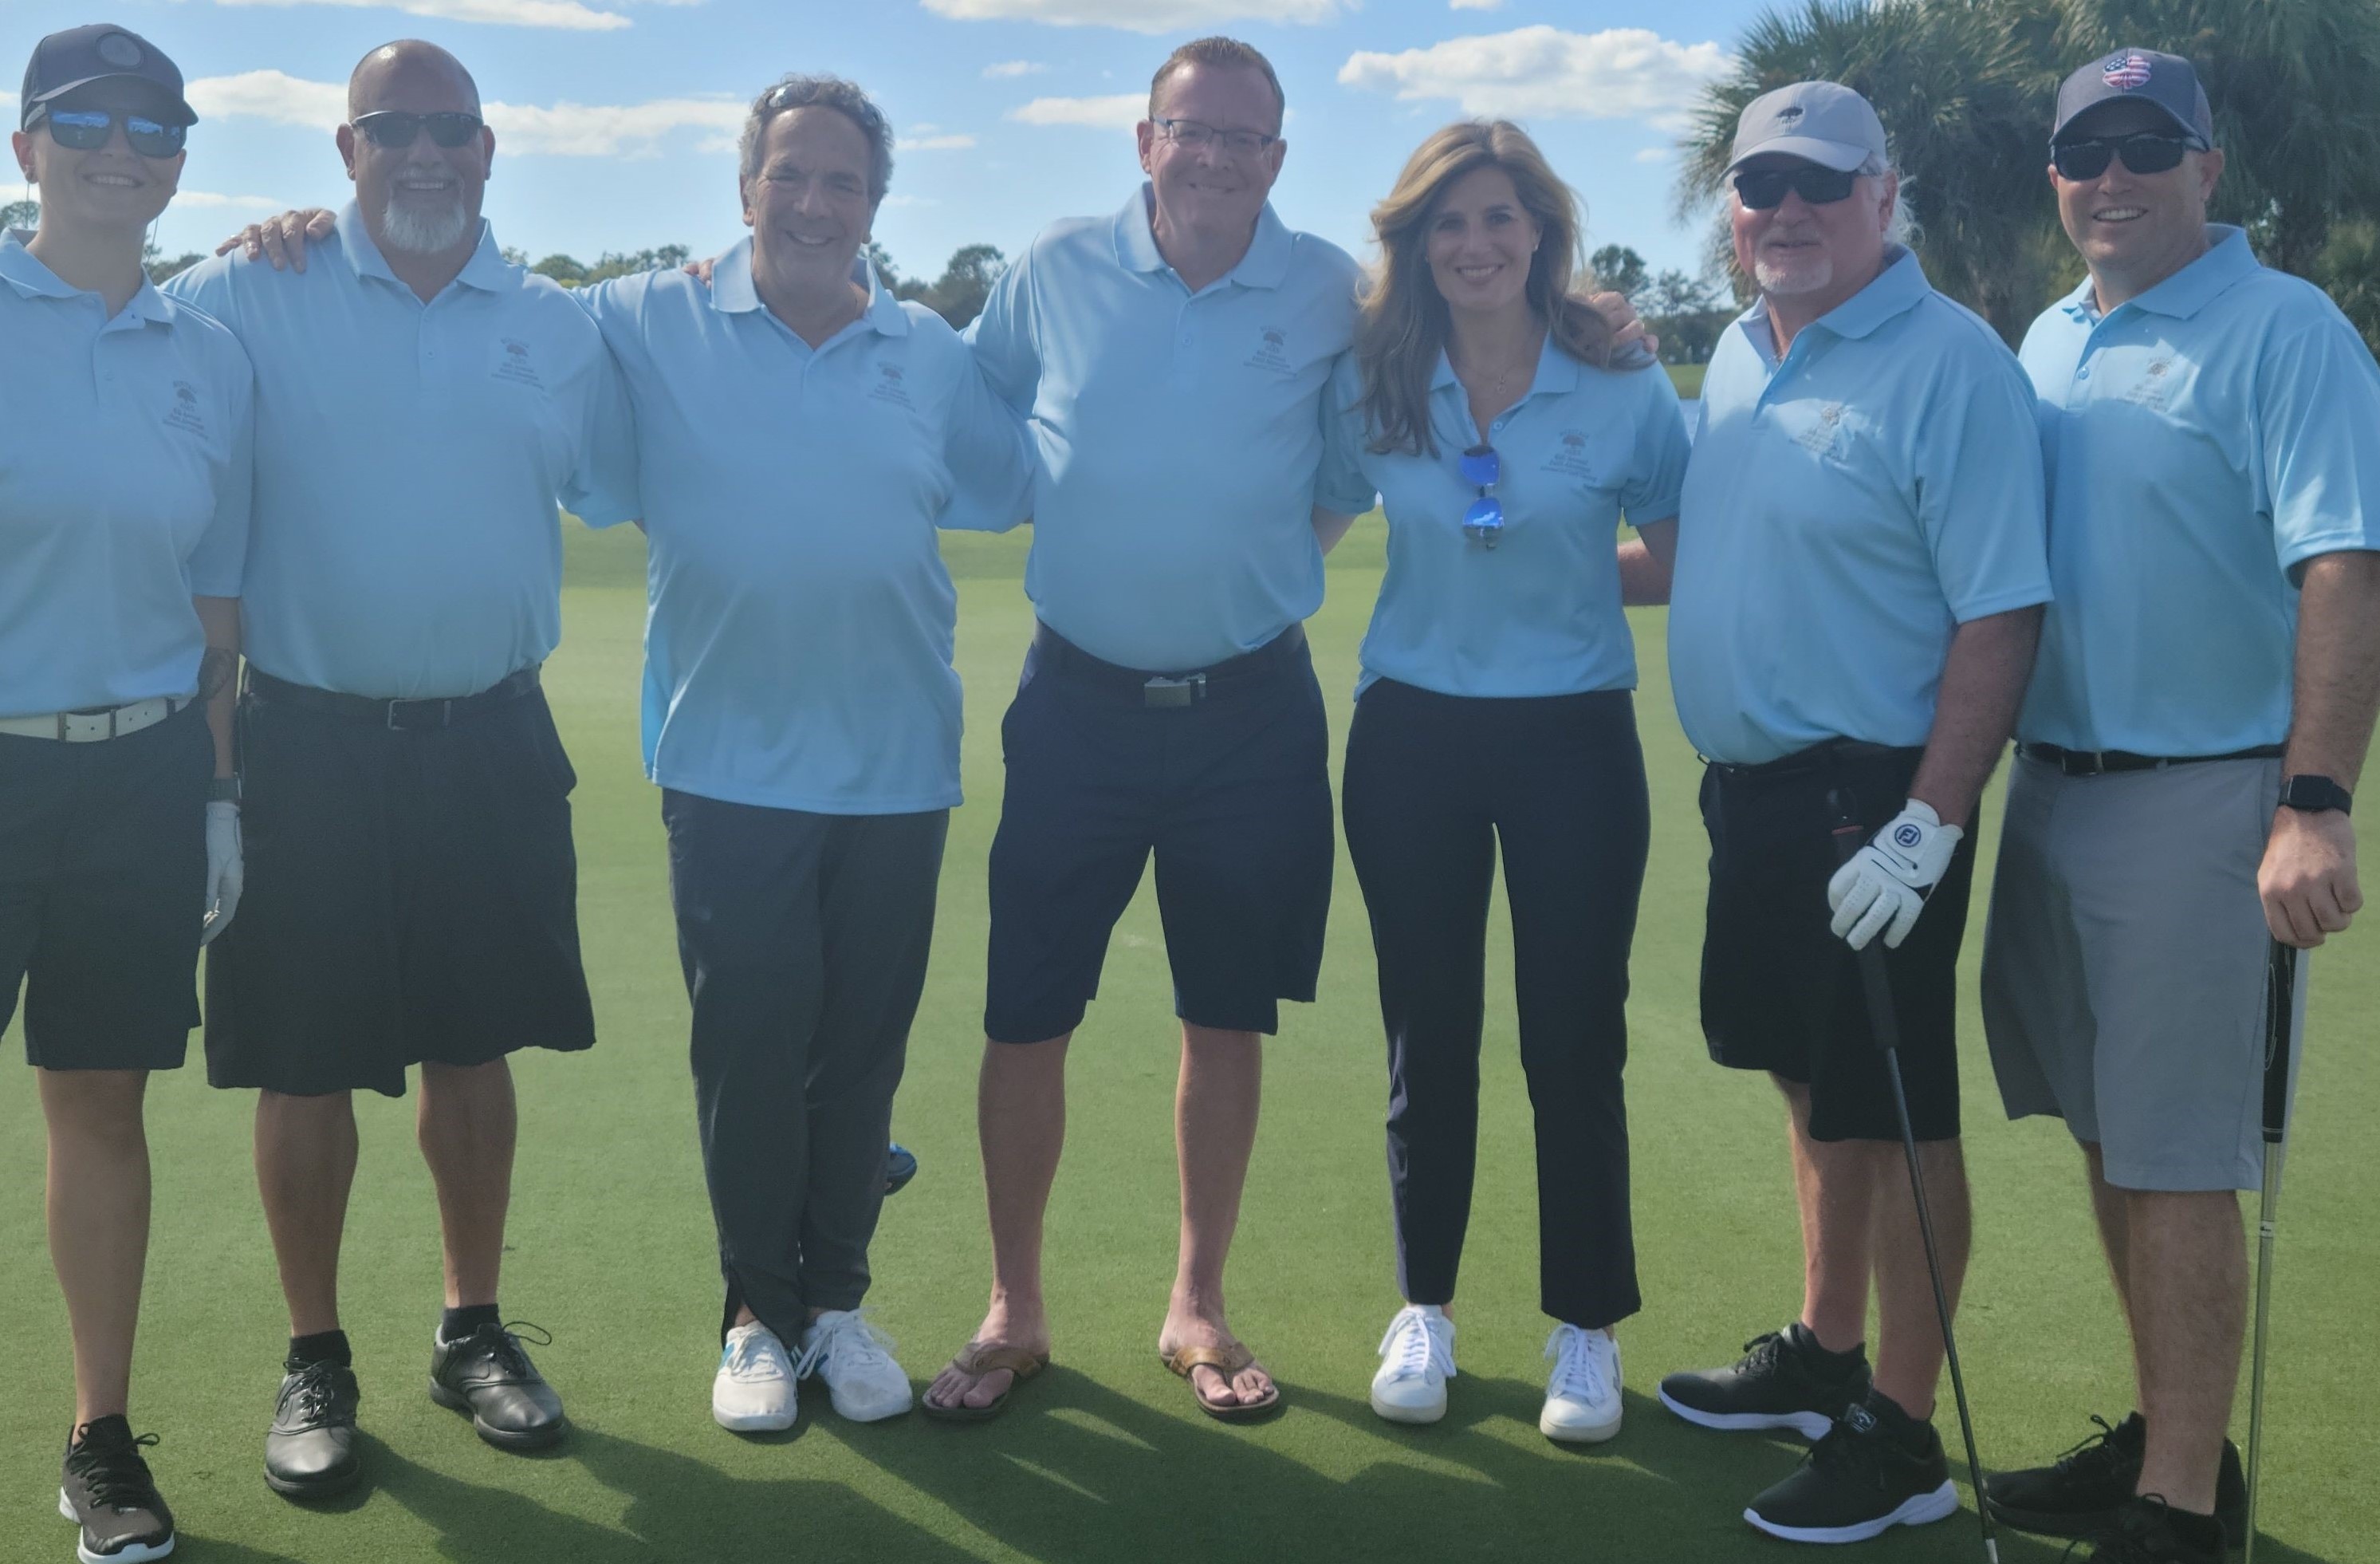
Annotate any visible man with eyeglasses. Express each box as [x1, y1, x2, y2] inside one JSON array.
[[1654, 81, 2049, 1544], [1977, 50, 2380, 1564], [161, 38, 633, 1497]]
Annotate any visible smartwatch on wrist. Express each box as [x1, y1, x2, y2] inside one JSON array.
[[207, 775, 243, 806], [2278, 774, 2352, 816]]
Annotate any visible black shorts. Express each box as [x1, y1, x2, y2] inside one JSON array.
[[1, 699, 210, 1070], [983, 624, 1333, 1043], [203, 671, 596, 1097], [1697, 742, 1976, 1143]]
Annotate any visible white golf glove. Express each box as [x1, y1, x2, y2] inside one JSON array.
[[202, 800, 244, 945], [1827, 800, 1961, 951]]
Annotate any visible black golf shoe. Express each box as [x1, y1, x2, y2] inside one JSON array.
[[885, 1142, 919, 1196], [1984, 1412, 2245, 1544], [59, 1416, 175, 1564], [265, 1357, 361, 1498], [1659, 1323, 1871, 1442], [1744, 1394, 1959, 1544], [429, 1322, 567, 1450], [2077, 1495, 2227, 1562]]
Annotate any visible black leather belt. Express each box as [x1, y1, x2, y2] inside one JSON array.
[[2017, 741, 2284, 778], [1032, 622, 1305, 707], [246, 666, 541, 730], [1705, 739, 1918, 782]]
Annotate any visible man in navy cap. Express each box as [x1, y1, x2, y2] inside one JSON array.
[[1978, 48, 2380, 1564]]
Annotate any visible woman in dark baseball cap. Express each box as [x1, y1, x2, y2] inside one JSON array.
[[7, 22, 248, 1564]]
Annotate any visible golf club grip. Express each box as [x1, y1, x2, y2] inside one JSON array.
[[2261, 941, 2296, 1144], [1824, 790, 1904, 1055]]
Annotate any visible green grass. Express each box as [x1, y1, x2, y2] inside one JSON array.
[[5, 522, 2373, 1563], [1667, 362, 1707, 399]]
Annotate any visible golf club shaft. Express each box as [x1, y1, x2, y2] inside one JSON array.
[[2243, 940, 2298, 1564]]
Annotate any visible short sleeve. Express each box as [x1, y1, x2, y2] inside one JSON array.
[[1620, 366, 1690, 526], [964, 247, 1041, 415], [2254, 313, 2380, 577], [940, 347, 1033, 534], [187, 341, 254, 597], [1914, 346, 2052, 622], [1314, 350, 1376, 518], [563, 334, 641, 529]]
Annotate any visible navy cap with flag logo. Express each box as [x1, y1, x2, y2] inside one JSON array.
[[2051, 47, 2212, 147], [21, 23, 198, 130]]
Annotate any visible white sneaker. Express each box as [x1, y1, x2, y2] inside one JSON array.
[[712, 1322, 797, 1432], [1540, 1324, 1623, 1443], [798, 1310, 914, 1423], [1370, 1303, 1457, 1424]]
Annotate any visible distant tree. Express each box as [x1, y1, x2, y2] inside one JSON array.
[[1589, 244, 1650, 298], [502, 244, 529, 266], [1642, 268, 1719, 318], [2315, 219, 2380, 357], [1638, 267, 1733, 364], [531, 253, 588, 286], [864, 240, 901, 288], [139, 233, 202, 284], [0, 198, 37, 232], [889, 243, 1008, 328]]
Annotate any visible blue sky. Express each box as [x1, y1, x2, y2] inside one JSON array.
[[6, 0, 1772, 282]]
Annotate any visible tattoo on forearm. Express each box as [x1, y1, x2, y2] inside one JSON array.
[[200, 648, 239, 701]]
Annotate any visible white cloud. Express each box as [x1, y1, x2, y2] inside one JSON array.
[[881, 194, 938, 207], [899, 132, 978, 151], [174, 191, 291, 209], [1634, 146, 1668, 163], [1450, 0, 1505, 9], [924, 0, 1340, 33], [982, 61, 1048, 79], [186, 69, 747, 156], [1338, 26, 1730, 130], [0, 92, 15, 108], [215, 0, 635, 30], [1006, 94, 1144, 129]]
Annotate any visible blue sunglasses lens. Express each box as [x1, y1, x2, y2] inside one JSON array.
[[1462, 494, 1505, 536], [1458, 444, 1501, 488], [45, 108, 183, 156]]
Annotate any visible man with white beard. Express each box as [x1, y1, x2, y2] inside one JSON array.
[[162, 40, 632, 1498]]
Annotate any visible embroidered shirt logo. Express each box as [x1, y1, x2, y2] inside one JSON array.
[[1789, 401, 1847, 457], [163, 380, 207, 436], [867, 359, 915, 409], [1542, 427, 1599, 482], [491, 337, 543, 388], [2121, 357, 2179, 409], [1244, 325, 1292, 373]]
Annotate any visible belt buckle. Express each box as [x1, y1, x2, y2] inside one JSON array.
[[387, 697, 454, 730], [2064, 750, 2106, 778], [1143, 672, 1206, 709]]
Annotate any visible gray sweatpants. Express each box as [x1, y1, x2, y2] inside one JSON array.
[[663, 788, 948, 1343]]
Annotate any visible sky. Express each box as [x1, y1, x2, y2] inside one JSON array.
[[3, 0, 1776, 282]]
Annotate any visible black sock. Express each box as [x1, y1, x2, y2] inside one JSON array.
[[1784, 1322, 1867, 1373], [286, 1330, 352, 1370], [1859, 1386, 1936, 1452], [440, 1303, 501, 1343]]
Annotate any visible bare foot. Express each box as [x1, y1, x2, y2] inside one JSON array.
[[1158, 1301, 1274, 1410], [924, 1296, 1050, 1413]]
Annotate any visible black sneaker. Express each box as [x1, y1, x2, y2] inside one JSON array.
[[1745, 1397, 1959, 1543], [1984, 1412, 2247, 1545], [885, 1142, 919, 1197], [1659, 1324, 1871, 1441], [265, 1357, 362, 1498], [2078, 1495, 2227, 1562], [429, 1321, 567, 1451], [59, 1416, 175, 1564]]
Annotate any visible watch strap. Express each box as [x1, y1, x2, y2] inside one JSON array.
[[2279, 774, 2352, 815]]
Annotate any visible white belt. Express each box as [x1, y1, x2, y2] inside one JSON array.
[[0, 695, 190, 743]]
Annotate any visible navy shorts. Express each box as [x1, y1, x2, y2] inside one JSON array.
[[0, 699, 210, 1070], [983, 624, 1333, 1043], [203, 670, 596, 1097], [1697, 742, 1976, 1144]]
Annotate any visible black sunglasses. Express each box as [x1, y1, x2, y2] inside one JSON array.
[[41, 106, 185, 159], [2051, 132, 2197, 181], [351, 110, 485, 150], [1731, 165, 1860, 211]]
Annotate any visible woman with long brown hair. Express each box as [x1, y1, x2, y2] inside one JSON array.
[[1332, 120, 1690, 1441]]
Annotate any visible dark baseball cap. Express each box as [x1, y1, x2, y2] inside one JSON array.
[[2052, 48, 2212, 146], [21, 24, 197, 129]]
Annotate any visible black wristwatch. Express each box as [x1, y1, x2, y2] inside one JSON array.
[[2279, 774, 2352, 816], [207, 775, 243, 806]]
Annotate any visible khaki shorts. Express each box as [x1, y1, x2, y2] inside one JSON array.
[[1981, 753, 2303, 1192]]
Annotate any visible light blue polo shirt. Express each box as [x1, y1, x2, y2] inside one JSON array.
[[577, 242, 1031, 814], [966, 184, 1370, 672], [1328, 341, 1688, 698], [1670, 247, 2052, 765], [163, 204, 634, 699], [2018, 226, 2380, 755], [1, 233, 252, 717]]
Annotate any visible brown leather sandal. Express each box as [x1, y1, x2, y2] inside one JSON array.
[[919, 1341, 1049, 1423], [1160, 1341, 1282, 1421]]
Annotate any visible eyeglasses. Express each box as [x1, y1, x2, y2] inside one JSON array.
[[350, 111, 485, 151], [1460, 445, 1504, 550], [40, 107, 185, 159], [2051, 132, 2199, 181], [1731, 165, 1860, 211], [1151, 118, 1277, 158]]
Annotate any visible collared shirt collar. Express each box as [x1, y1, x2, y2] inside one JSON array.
[[1, 228, 177, 325], [1427, 329, 1585, 403], [2060, 223, 2257, 324], [335, 201, 513, 294], [1738, 245, 1930, 368], [1111, 182, 1294, 291], [710, 236, 907, 338]]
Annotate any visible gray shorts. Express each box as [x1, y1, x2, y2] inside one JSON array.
[[1981, 753, 2303, 1192]]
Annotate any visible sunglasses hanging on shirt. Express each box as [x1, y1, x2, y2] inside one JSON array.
[[1459, 444, 1504, 550]]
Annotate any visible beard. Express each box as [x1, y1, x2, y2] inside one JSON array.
[[1753, 248, 1834, 297], [379, 184, 470, 255]]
